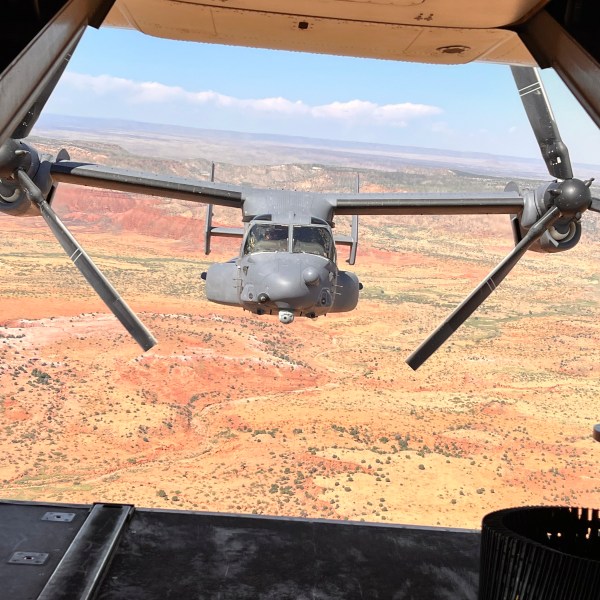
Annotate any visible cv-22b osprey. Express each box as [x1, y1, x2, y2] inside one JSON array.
[[200, 180, 363, 326], [0, 67, 598, 369]]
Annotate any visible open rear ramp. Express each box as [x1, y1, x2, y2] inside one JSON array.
[[0, 500, 480, 599]]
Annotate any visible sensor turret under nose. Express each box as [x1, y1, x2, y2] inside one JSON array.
[[278, 310, 294, 324]]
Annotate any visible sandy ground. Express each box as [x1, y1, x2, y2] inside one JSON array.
[[0, 189, 599, 530]]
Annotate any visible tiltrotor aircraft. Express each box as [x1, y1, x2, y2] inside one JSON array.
[[0, 65, 597, 369]]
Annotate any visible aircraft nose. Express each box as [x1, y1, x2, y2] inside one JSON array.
[[262, 272, 303, 301], [259, 259, 328, 307]]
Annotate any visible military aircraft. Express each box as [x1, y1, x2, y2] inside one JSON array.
[[0, 61, 597, 368], [0, 5, 599, 598]]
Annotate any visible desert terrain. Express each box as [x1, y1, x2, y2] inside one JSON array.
[[0, 126, 599, 530]]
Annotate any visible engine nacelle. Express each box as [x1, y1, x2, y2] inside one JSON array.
[[507, 181, 582, 254], [0, 140, 54, 217], [331, 270, 361, 313], [534, 221, 581, 253], [0, 187, 35, 216]]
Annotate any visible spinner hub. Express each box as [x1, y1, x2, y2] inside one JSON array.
[[553, 178, 592, 216]]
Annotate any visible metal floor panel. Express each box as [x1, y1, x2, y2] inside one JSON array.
[[0, 501, 89, 600], [97, 510, 480, 600], [0, 501, 481, 599]]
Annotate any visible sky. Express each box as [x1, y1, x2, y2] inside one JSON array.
[[42, 25, 600, 169]]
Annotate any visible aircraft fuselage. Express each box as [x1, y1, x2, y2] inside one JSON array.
[[203, 218, 360, 323]]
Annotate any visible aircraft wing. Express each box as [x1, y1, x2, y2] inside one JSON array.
[[49, 160, 527, 218], [50, 161, 245, 210], [2, 158, 244, 352], [330, 191, 525, 216]]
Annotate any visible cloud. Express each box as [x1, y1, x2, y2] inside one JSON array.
[[429, 121, 455, 135], [62, 72, 442, 127]]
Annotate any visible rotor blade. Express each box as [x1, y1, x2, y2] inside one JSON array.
[[332, 192, 524, 216], [50, 161, 244, 209], [511, 66, 573, 180], [11, 49, 73, 140], [406, 206, 562, 371], [589, 198, 600, 213], [16, 170, 157, 352]]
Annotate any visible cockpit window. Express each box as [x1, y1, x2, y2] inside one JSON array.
[[292, 226, 334, 259], [244, 224, 289, 254]]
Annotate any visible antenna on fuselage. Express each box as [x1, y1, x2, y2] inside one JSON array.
[[204, 163, 215, 255], [350, 173, 360, 264]]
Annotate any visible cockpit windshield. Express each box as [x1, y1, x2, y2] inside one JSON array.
[[244, 224, 289, 254], [292, 226, 334, 259], [243, 223, 334, 259]]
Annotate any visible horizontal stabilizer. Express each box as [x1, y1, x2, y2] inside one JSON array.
[[204, 203, 244, 255], [334, 235, 353, 244], [334, 215, 358, 265], [211, 227, 244, 237]]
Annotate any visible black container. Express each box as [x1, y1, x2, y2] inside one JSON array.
[[479, 506, 600, 599]]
